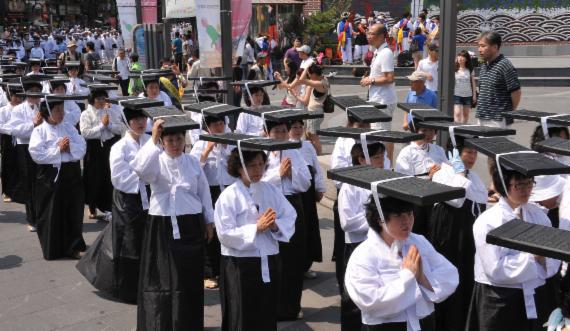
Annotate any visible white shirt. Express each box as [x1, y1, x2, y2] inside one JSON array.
[[28, 121, 86, 165], [215, 179, 296, 282], [113, 57, 130, 80], [338, 184, 370, 243], [187, 59, 212, 87], [331, 137, 355, 188], [189, 140, 236, 187], [297, 140, 326, 193], [235, 112, 265, 136], [66, 77, 90, 95], [0, 88, 8, 109], [30, 47, 45, 60], [473, 198, 560, 318], [418, 58, 439, 92], [79, 104, 126, 141], [369, 42, 397, 105], [131, 139, 214, 225], [395, 142, 448, 176], [6, 101, 40, 144], [345, 230, 458, 328], [262, 149, 312, 195], [432, 163, 488, 209], [245, 43, 255, 63]]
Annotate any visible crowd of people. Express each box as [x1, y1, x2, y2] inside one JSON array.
[[0, 18, 569, 331]]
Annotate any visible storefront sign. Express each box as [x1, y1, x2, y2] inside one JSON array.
[[165, 0, 196, 18]]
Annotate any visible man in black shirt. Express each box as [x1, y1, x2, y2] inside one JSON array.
[[475, 31, 521, 128]]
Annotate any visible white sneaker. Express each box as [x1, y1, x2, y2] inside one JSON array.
[[104, 212, 112, 222], [27, 225, 37, 232]]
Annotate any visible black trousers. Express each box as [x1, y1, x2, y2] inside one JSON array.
[[341, 242, 363, 331], [119, 79, 130, 96]]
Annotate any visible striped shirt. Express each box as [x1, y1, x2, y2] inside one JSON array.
[[476, 54, 520, 123]]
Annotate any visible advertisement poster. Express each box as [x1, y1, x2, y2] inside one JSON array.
[[231, 0, 252, 57], [141, 0, 158, 23], [134, 27, 147, 69], [165, 0, 196, 19], [196, 0, 222, 67], [117, 5, 137, 50]]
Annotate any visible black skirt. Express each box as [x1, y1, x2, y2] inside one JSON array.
[[13, 144, 36, 225], [83, 137, 119, 213], [34, 162, 86, 260], [76, 189, 149, 303], [0, 134, 18, 198], [220, 255, 281, 331], [427, 200, 484, 331], [204, 185, 223, 279], [137, 214, 205, 331], [333, 191, 346, 296], [302, 165, 323, 271], [341, 241, 363, 331], [277, 193, 306, 320], [466, 282, 541, 331]]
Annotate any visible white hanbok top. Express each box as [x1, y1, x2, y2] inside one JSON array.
[[432, 163, 488, 209], [345, 229, 458, 329], [63, 100, 81, 127], [235, 112, 265, 137], [297, 140, 326, 193], [110, 133, 151, 210], [0, 103, 15, 134], [473, 198, 561, 319], [28, 121, 86, 166], [6, 101, 40, 144], [214, 179, 296, 282], [338, 184, 370, 243], [262, 149, 311, 195], [79, 104, 125, 142], [395, 142, 448, 176], [131, 139, 214, 239], [189, 140, 236, 187]]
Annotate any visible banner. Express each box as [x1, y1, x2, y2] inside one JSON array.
[[165, 0, 196, 18], [196, 0, 222, 67], [141, 0, 157, 23], [117, 5, 137, 50], [134, 27, 147, 69], [231, 0, 252, 58]]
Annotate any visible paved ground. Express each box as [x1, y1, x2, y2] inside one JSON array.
[[1, 81, 570, 330]]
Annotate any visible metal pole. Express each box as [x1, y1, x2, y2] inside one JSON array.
[[220, 0, 234, 105], [437, 0, 457, 145]]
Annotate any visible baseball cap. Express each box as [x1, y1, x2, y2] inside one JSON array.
[[296, 45, 311, 54]]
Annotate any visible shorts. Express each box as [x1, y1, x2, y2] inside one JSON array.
[[454, 95, 472, 106], [370, 103, 396, 130]]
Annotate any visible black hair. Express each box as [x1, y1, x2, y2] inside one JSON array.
[[200, 81, 219, 90], [491, 164, 532, 197], [160, 57, 172, 66], [88, 89, 108, 105], [39, 100, 64, 120], [402, 12, 411, 19], [192, 49, 200, 59], [85, 41, 95, 50], [265, 120, 290, 134], [446, 135, 467, 154], [414, 27, 422, 35], [530, 125, 570, 150], [288, 119, 304, 128], [243, 86, 269, 107], [227, 148, 268, 178], [130, 53, 139, 62], [351, 142, 386, 166], [455, 49, 474, 73], [365, 196, 414, 234], [175, 31, 180, 38], [419, 13, 426, 21], [204, 115, 225, 128], [478, 31, 502, 49], [284, 58, 299, 84], [50, 81, 67, 91], [235, 56, 242, 65], [307, 63, 323, 77]]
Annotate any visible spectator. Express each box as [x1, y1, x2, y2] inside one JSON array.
[[393, 12, 412, 53], [29, 40, 45, 60], [353, 20, 369, 64], [112, 48, 131, 96], [171, 32, 183, 70], [283, 37, 302, 69], [83, 41, 101, 71], [187, 50, 213, 88], [128, 53, 144, 96], [402, 71, 438, 130], [476, 31, 521, 128], [289, 44, 314, 106], [417, 43, 439, 96], [274, 58, 300, 108], [428, 15, 440, 46], [292, 64, 329, 134], [182, 34, 191, 73], [454, 50, 477, 123], [58, 41, 82, 72], [248, 53, 269, 81], [242, 36, 255, 80], [337, 12, 353, 65], [360, 23, 397, 163], [411, 27, 427, 69]]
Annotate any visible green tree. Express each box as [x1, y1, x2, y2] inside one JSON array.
[[304, 0, 352, 53]]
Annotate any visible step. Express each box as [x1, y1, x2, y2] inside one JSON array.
[[328, 75, 570, 87]]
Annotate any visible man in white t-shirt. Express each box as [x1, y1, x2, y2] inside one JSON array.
[[290, 45, 314, 105], [417, 43, 439, 95], [360, 23, 397, 163]]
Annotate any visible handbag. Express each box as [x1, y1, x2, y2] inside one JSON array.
[[323, 94, 334, 113]]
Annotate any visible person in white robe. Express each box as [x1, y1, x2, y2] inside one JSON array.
[[235, 85, 267, 136]]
